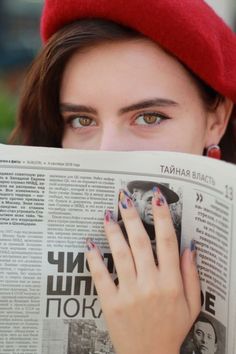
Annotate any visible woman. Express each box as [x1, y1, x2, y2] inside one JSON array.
[[10, 0, 236, 353]]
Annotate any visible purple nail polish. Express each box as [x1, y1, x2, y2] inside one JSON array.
[[156, 196, 165, 206], [153, 186, 165, 206], [104, 209, 115, 223], [152, 186, 158, 194], [190, 240, 196, 252], [190, 240, 197, 263], [119, 190, 133, 209], [86, 238, 96, 251]]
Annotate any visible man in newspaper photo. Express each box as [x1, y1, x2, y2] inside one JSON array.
[[181, 314, 223, 354], [126, 180, 179, 237], [192, 315, 218, 354], [119, 180, 181, 246]]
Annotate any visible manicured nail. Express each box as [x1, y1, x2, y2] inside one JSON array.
[[104, 209, 116, 223], [152, 186, 165, 206], [119, 190, 133, 209], [190, 240, 197, 263], [190, 240, 196, 252], [86, 238, 96, 251]]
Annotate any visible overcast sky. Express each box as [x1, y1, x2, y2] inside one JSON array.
[[205, 0, 235, 28]]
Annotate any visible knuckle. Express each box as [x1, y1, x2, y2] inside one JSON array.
[[110, 302, 121, 314], [162, 232, 177, 249], [109, 292, 139, 315], [141, 287, 159, 302], [91, 268, 104, 283], [135, 233, 150, 249], [106, 223, 121, 235], [138, 280, 159, 300], [155, 279, 181, 301], [138, 280, 182, 304], [124, 207, 139, 220], [155, 204, 171, 219], [163, 285, 181, 301], [109, 299, 126, 316], [122, 296, 137, 310], [168, 287, 181, 301], [113, 246, 129, 260]]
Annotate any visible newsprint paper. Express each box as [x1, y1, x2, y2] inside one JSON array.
[[0, 144, 236, 354]]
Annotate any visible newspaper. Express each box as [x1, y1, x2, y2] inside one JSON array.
[[0, 144, 235, 354]]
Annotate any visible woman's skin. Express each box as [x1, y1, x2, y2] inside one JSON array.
[[59, 38, 232, 353], [87, 192, 200, 354], [61, 39, 232, 152]]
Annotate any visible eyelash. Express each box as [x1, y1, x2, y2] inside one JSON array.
[[65, 115, 96, 129], [133, 112, 170, 126], [65, 112, 170, 129]]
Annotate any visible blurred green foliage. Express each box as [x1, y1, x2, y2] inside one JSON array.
[[0, 82, 18, 143]]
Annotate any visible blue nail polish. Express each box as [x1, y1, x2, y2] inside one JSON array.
[[152, 186, 158, 193], [86, 238, 96, 251], [190, 240, 196, 252], [119, 190, 133, 209]]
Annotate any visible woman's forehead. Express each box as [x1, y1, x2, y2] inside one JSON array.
[[60, 39, 201, 105]]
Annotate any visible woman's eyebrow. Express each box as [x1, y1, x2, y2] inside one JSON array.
[[60, 103, 97, 114], [60, 98, 178, 115], [118, 98, 179, 115]]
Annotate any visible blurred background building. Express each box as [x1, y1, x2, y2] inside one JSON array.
[[0, 0, 236, 143], [0, 0, 43, 143], [206, 0, 236, 27], [0, 0, 42, 74]]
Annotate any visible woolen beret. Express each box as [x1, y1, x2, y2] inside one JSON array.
[[40, 0, 236, 105]]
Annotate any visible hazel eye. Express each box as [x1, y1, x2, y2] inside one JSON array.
[[70, 116, 96, 128], [135, 113, 168, 126]]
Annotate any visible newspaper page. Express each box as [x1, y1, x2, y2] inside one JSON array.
[[0, 144, 235, 354]]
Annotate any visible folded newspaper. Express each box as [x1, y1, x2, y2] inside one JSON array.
[[0, 144, 235, 354]]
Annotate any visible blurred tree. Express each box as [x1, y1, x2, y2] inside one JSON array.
[[0, 0, 43, 144], [0, 82, 17, 143]]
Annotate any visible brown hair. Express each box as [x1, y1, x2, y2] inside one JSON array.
[[10, 19, 236, 163]]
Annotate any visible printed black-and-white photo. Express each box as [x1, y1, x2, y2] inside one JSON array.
[[118, 180, 182, 249], [42, 319, 114, 354], [180, 312, 226, 354]]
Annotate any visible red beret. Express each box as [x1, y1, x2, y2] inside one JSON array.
[[40, 0, 236, 105]]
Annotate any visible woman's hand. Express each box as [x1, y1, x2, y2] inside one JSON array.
[[86, 188, 201, 354]]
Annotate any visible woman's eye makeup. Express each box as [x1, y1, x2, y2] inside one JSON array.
[[66, 116, 96, 129], [134, 112, 170, 126], [64, 111, 170, 130]]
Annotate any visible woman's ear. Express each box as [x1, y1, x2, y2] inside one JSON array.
[[205, 97, 234, 147]]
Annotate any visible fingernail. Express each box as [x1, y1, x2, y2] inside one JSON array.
[[152, 186, 165, 206], [190, 240, 196, 252], [86, 238, 96, 251], [190, 240, 197, 263], [104, 209, 116, 223], [119, 189, 133, 209]]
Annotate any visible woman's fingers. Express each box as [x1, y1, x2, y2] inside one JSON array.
[[118, 191, 157, 279], [86, 189, 201, 354], [86, 240, 117, 302], [181, 246, 201, 320], [152, 187, 180, 279], [104, 210, 137, 288]]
